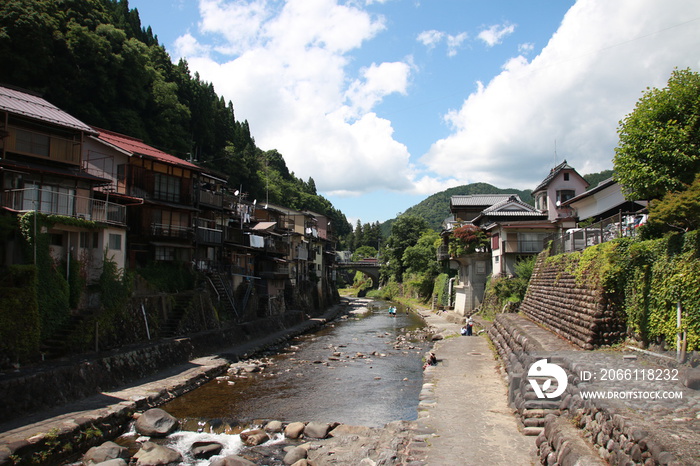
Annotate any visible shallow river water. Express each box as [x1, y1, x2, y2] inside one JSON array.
[[162, 300, 430, 429]]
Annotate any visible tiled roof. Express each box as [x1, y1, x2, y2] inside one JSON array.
[[533, 160, 576, 193], [0, 85, 94, 133], [451, 194, 514, 207], [94, 127, 200, 170], [482, 194, 538, 213]]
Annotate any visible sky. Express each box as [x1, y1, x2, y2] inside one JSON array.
[[129, 0, 700, 226]]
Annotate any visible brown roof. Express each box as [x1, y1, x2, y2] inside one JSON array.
[[0, 85, 94, 133], [93, 127, 200, 170]]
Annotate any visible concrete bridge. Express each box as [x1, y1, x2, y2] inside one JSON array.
[[335, 260, 381, 288]]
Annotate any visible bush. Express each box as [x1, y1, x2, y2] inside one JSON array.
[[137, 261, 195, 292], [0, 265, 40, 364]]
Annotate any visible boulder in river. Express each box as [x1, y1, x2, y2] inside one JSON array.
[[134, 408, 179, 437], [304, 421, 333, 439], [283, 445, 308, 465], [240, 428, 269, 446], [82, 441, 129, 465], [191, 441, 223, 459], [209, 455, 256, 466], [284, 422, 306, 439], [133, 442, 182, 465], [264, 420, 284, 433]]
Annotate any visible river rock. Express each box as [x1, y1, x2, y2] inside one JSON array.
[[304, 421, 332, 439], [191, 441, 223, 459], [210, 455, 256, 466], [83, 441, 129, 464], [134, 408, 179, 437], [264, 420, 284, 433], [284, 422, 306, 439], [283, 446, 308, 465], [93, 460, 127, 466], [133, 442, 182, 465], [240, 429, 269, 446]]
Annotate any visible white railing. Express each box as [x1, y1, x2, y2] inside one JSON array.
[[1, 188, 126, 225]]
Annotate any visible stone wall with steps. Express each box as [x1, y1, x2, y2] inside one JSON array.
[[488, 313, 688, 466], [519, 250, 626, 350]]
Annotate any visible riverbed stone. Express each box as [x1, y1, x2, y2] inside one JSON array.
[[134, 408, 179, 437], [264, 420, 283, 433], [284, 422, 306, 439], [304, 422, 332, 439], [133, 442, 182, 465], [210, 455, 256, 466], [283, 446, 308, 465], [93, 460, 127, 466], [83, 441, 129, 464], [191, 441, 223, 459], [240, 429, 270, 446]]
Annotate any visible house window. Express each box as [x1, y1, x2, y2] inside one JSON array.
[[108, 233, 122, 250], [491, 234, 500, 250], [155, 246, 175, 261], [154, 173, 181, 203], [564, 173, 570, 181], [15, 129, 50, 157], [80, 231, 98, 249], [50, 234, 63, 246], [519, 233, 547, 253], [556, 190, 575, 204], [536, 193, 548, 210]]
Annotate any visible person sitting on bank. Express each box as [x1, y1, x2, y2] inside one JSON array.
[[466, 316, 474, 336]]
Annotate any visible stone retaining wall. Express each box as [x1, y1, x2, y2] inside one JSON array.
[[488, 314, 683, 466], [519, 252, 625, 350], [0, 310, 304, 425]]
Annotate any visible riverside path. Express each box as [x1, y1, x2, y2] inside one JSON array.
[[413, 309, 537, 465]]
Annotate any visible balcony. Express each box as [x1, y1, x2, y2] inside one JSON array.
[[1, 188, 126, 225], [196, 226, 223, 244], [198, 189, 223, 208], [502, 239, 545, 254], [150, 223, 192, 240]]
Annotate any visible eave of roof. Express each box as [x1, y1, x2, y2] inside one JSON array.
[[92, 127, 200, 170], [0, 85, 95, 134], [561, 177, 616, 206], [533, 159, 588, 193]]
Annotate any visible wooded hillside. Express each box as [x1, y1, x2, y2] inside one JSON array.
[[0, 0, 352, 239]]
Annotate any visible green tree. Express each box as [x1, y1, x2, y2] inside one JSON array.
[[383, 215, 429, 282], [646, 173, 700, 232], [402, 230, 440, 276], [352, 246, 378, 261], [614, 68, 700, 200]]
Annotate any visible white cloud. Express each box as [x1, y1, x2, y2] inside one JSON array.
[[177, 0, 424, 196], [421, 0, 700, 190], [518, 42, 534, 54], [446, 32, 468, 57], [417, 30, 467, 56], [477, 22, 516, 47], [417, 30, 444, 49]]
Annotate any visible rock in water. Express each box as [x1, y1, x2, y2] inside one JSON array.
[[82, 441, 129, 464], [191, 441, 223, 459], [133, 442, 182, 465], [284, 422, 306, 439], [304, 421, 332, 439], [134, 408, 179, 437]]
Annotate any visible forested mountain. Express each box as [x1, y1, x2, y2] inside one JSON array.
[[0, 0, 352, 239], [380, 170, 614, 234]]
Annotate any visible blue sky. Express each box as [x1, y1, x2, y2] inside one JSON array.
[[129, 0, 700, 226]]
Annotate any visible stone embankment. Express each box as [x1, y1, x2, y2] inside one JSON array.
[[519, 252, 625, 349], [0, 300, 361, 465], [489, 313, 700, 466]]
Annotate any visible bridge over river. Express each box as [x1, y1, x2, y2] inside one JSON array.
[[335, 260, 381, 288]]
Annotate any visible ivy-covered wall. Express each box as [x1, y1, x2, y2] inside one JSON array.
[[523, 231, 700, 351]]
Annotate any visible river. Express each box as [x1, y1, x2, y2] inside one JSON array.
[[162, 299, 430, 430]]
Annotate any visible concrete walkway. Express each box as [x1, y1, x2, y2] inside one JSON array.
[[415, 310, 537, 465]]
